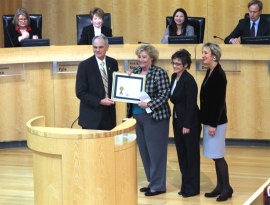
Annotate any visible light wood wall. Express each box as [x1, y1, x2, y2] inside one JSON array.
[[0, 0, 269, 47]]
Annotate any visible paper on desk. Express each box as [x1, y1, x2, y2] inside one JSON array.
[[139, 91, 152, 113]]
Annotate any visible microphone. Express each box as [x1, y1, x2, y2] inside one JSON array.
[[213, 35, 225, 41], [70, 117, 79, 128], [138, 41, 149, 44]]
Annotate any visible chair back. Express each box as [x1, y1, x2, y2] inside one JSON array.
[[2, 14, 42, 47], [166, 16, 205, 43], [244, 13, 270, 24], [76, 13, 111, 45]]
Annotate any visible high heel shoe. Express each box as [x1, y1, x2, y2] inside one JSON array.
[[216, 187, 233, 202], [204, 187, 222, 198]]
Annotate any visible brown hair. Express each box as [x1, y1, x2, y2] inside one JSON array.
[[12, 7, 30, 27], [89, 7, 105, 20], [248, 0, 263, 11]]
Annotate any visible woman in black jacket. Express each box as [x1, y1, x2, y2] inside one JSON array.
[[78, 7, 112, 45], [200, 42, 233, 202], [170, 49, 201, 198], [6, 7, 41, 47]]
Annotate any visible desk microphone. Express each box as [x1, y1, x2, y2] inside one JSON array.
[[213, 35, 225, 41], [71, 117, 79, 128], [138, 41, 149, 44]]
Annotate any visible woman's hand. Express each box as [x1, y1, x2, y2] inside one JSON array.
[[21, 30, 30, 39], [182, 127, 190, 135], [208, 127, 216, 136], [138, 101, 148, 109], [126, 70, 132, 76], [32, 35, 39, 39]]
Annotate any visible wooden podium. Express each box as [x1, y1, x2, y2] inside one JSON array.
[[27, 116, 137, 205]]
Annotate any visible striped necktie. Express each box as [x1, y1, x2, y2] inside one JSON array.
[[100, 61, 108, 98]]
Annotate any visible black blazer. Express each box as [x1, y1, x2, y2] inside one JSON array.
[[78, 25, 112, 45], [224, 18, 270, 44], [200, 63, 228, 127], [5, 24, 42, 47], [170, 71, 200, 128], [75, 55, 118, 129]]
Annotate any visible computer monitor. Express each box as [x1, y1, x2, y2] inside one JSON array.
[[168, 35, 198, 44], [241, 36, 270, 45], [107, 36, 124, 45], [21, 38, 50, 47]]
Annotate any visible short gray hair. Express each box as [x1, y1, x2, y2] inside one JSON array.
[[92, 34, 109, 46]]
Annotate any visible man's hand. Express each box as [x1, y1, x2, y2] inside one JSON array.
[[230, 38, 241, 44], [100, 98, 115, 106]]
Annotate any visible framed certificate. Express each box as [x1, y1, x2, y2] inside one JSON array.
[[111, 72, 146, 103]]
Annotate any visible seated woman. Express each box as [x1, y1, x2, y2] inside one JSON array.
[[161, 8, 194, 44], [78, 7, 112, 45], [6, 7, 41, 47]]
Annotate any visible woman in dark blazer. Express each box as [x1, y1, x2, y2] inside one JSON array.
[[200, 42, 233, 202], [78, 7, 112, 45], [170, 49, 201, 197], [6, 7, 41, 47]]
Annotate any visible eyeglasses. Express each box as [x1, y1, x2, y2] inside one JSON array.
[[171, 62, 182, 66], [18, 18, 28, 22]]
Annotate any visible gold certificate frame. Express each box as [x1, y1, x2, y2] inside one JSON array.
[[111, 72, 146, 103]]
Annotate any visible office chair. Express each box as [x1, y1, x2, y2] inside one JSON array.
[[2, 14, 42, 47], [166, 16, 205, 43], [76, 13, 111, 45]]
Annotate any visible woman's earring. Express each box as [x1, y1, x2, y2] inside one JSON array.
[[213, 56, 216, 61]]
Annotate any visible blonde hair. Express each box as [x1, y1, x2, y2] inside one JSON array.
[[203, 42, 222, 62], [135, 44, 159, 65]]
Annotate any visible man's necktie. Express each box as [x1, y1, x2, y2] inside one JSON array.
[[250, 22, 255, 37], [100, 61, 108, 98]]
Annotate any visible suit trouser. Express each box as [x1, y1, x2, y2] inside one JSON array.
[[173, 118, 201, 194], [134, 113, 169, 191]]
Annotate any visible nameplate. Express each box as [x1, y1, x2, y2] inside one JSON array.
[[52, 61, 80, 74], [124, 60, 138, 71], [0, 64, 24, 77], [195, 60, 239, 72]]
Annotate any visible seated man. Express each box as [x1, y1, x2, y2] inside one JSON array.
[[224, 0, 270, 44]]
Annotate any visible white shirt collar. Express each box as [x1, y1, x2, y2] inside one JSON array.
[[94, 27, 102, 36], [250, 17, 260, 25]]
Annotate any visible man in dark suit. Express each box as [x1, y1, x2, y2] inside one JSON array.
[[224, 0, 270, 44], [76, 34, 118, 130], [78, 7, 112, 45]]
